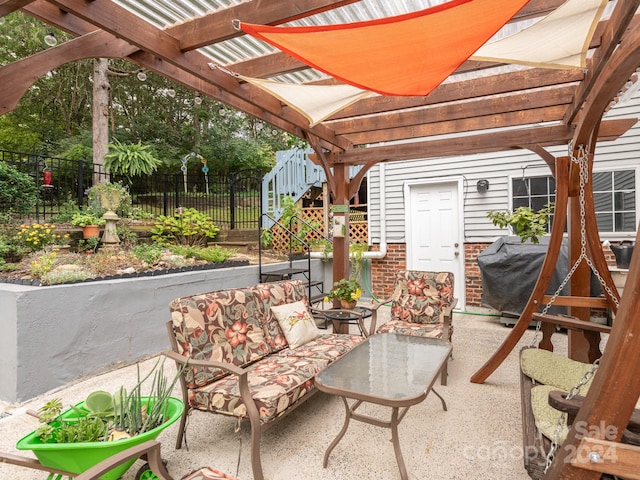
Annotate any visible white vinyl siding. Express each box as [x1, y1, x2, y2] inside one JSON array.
[[367, 95, 640, 244]]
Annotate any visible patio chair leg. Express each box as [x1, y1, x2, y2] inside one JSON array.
[[250, 425, 264, 480], [175, 405, 190, 449]]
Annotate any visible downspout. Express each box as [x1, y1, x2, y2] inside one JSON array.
[[363, 162, 387, 259], [309, 163, 388, 260]]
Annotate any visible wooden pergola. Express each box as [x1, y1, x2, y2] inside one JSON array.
[[2, 1, 640, 477]]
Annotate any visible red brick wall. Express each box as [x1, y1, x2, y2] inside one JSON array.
[[367, 241, 620, 308], [369, 243, 405, 299], [464, 242, 491, 307], [367, 242, 492, 306]]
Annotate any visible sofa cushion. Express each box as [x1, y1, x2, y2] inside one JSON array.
[[271, 300, 322, 349], [376, 320, 444, 338], [169, 288, 270, 388], [254, 280, 310, 352], [188, 355, 328, 423], [281, 333, 364, 363]]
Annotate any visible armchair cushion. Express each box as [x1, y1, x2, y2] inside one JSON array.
[[376, 320, 444, 338], [390, 270, 454, 324]]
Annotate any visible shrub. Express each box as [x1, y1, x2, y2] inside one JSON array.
[[151, 208, 219, 246], [169, 244, 236, 263], [104, 139, 162, 178], [0, 226, 31, 262], [0, 161, 37, 217], [133, 243, 165, 265], [50, 199, 82, 224]]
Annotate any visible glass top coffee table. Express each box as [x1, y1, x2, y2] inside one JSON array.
[[315, 333, 452, 480]]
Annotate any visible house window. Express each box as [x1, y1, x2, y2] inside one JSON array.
[[593, 170, 636, 232], [511, 169, 636, 233]]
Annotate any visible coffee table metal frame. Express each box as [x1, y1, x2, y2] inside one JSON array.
[[315, 333, 452, 480]]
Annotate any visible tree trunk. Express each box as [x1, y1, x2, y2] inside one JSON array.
[[92, 58, 110, 185]]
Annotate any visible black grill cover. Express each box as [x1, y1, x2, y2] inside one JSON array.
[[477, 237, 569, 315]]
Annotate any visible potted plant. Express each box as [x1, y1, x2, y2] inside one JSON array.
[[87, 181, 131, 217], [486, 203, 555, 244], [71, 211, 105, 239], [326, 278, 362, 309]]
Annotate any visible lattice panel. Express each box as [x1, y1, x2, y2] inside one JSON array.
[[267, 206, 368, 253], [350, 222, 368, 243]]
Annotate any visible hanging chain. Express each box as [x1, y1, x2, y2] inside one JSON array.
[[531, 144, 619, 346], [544, 358, 600, 473], [541, 142, 613, 472]]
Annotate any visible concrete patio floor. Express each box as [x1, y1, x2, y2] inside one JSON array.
[[0, 306, 575, 480]]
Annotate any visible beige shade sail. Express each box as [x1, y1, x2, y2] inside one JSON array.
[[239, 75, 373, 126], [471, 0, 608, 69]]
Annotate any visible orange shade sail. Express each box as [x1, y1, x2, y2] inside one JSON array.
[[239, 0, 532, 97]]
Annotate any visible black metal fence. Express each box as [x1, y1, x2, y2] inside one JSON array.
[[1, 150, 262, 229]]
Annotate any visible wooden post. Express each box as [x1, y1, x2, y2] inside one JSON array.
[[332, 163, 351, 334]]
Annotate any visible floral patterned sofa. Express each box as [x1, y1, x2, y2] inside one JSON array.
[[165, 280, 365, 480]]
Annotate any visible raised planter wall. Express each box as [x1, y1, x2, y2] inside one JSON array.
[[0, 260, 324, 404]]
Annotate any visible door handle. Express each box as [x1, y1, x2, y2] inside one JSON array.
[[454, 251, 460, 257]]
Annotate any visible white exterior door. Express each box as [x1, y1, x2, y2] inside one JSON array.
[[405, 179, 465, 308]]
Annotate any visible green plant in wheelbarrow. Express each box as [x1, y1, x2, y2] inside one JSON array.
[[17, 358, 185, 480]]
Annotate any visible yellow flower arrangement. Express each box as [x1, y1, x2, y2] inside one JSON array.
[[17, 223, 68, 251]]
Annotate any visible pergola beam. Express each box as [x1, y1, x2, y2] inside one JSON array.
[[327, 69, 585, 120], [171, 0, 360, 51], [328, 85, 578, 136], [323, 118, 637, 166]]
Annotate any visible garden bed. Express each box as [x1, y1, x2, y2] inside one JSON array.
[[0, 249, 250, 286]]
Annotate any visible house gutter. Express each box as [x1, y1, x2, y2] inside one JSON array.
[[310, 163, 388, 260]]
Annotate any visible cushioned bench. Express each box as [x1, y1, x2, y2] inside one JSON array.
[[165, 280, 366, 480]]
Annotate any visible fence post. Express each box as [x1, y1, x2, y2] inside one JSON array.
[[229, 172, 236, 230], [163, 173, 169, 216], [77, 160, 84, 208], [174, 173, 181, 213]]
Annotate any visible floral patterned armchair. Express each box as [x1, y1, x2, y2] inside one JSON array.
[[371, 270, 457, 385]]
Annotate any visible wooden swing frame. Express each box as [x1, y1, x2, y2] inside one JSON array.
[[471, 17, 640, 477]]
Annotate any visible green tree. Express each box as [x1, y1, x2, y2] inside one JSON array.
[[0, 161, 38, 216], [0, 12, 301, 174]]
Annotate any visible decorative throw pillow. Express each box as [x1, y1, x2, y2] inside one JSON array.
[[271, 300, 321, 349]]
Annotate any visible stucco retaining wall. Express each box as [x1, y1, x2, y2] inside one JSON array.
[[0, 260, 326, 403]]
